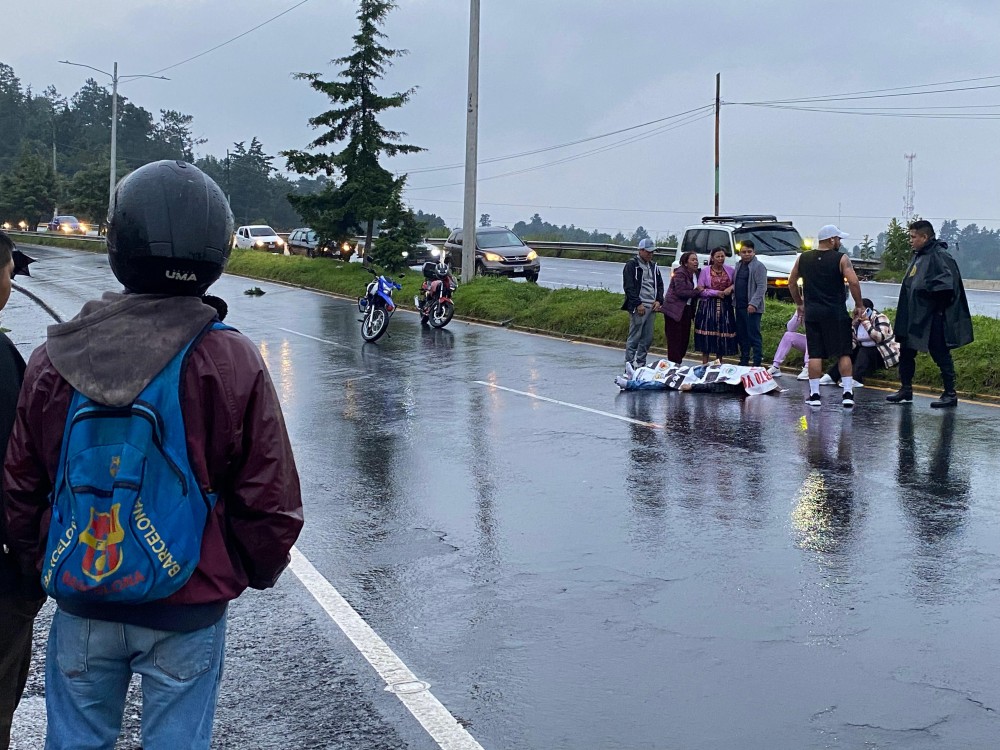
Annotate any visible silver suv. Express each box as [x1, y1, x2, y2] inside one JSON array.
[[444, 227, 540, 282]]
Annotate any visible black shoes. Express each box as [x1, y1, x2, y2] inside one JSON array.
[[805, 392, 822, 407], [930, 391, 958, 409], [842, 391, 854, 408], [886, 389, 913, 404]]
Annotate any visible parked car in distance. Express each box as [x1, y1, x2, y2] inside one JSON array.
[[48, 215, 89, 234], [234, 225, 284, 252], [444, 227, 540, 282], [287, 228, 320, 257], [407, 241, 447, 265]]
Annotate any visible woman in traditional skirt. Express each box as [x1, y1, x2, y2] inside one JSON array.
[[694, 246, 737, 364]]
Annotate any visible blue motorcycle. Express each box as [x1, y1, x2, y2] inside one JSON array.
[[358, 265, 403, 342]]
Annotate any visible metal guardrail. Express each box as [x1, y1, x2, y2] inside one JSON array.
[[6, 229, 884, 276]]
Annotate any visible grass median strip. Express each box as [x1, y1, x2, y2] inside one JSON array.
[[227, 250, 1000, 398]]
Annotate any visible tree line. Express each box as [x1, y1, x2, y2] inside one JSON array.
[[0, 61, 322, 230], [874, 217, 1000, 280]]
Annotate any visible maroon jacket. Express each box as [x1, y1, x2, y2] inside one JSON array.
[[661, 266, 700, 322], [4, 293, 303, 628]]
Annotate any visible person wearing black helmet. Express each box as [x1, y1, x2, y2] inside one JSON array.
[[3, 161, 304, 749]]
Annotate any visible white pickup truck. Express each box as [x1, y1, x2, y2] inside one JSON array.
[[673, 215, 806, 299]]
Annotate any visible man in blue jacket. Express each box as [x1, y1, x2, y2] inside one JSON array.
[[621, 238, 663, 368], [733, 240, 767, 367]]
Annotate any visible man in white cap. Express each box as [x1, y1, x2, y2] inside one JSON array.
[[787, 225, 865, 408], [621, 238, 663, 368]]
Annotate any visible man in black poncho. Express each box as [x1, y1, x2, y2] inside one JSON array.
[[886, 220, 974, 408]]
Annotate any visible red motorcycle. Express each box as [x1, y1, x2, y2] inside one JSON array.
[[415, 262, 456, 328]]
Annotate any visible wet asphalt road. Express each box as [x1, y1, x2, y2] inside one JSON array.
[[8, 245, 1000, 750], [539, 256, 1000, 317]]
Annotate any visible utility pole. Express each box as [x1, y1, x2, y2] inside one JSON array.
[[714, 73, 720, 216], [903, 153, 916, 223], [58, 60, 168, 220], [109, 62, 119, 212], [461, 0, 481, 283]]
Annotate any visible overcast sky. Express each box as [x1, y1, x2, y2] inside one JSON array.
[[7, 0, 1000, 241]]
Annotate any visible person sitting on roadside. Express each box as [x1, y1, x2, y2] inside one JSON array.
[[820, 298, 900, 388], [661, 251, 704, 364], [768, 308, 810, 380]]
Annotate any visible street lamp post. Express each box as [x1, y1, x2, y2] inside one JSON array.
[[58, 60, 168, 220]]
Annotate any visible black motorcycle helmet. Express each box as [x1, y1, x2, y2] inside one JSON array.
[[107, 160, 234, 295]]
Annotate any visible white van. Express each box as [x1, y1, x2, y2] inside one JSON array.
[[674, 215, 806, 299]]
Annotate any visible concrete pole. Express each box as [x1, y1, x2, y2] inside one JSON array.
[[714, 73, 720, 217], [461, 0, 480, 283], [108, 61, 119, 217]]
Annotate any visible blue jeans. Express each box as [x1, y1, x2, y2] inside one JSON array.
[[735, 309, 763, 366], [45, 608, 226, 750]]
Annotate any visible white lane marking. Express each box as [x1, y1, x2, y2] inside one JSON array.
[[289, 548, 485, 750], [474, 381, 663, 429], [279, 327, 353, 350]]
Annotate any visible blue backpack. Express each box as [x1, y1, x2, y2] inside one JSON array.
[[41, 321, 231, 603]]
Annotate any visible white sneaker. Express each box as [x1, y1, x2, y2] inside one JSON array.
[[819, 374, 836, 386], [796, 367, 809, 381], [853, 382, 864, 389], [767, 364, 782, 377]]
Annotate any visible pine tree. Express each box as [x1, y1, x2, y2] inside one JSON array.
[[282, 0, 423, 255]]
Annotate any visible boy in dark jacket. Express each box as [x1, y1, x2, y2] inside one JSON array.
[[3, 162, 304, 749]]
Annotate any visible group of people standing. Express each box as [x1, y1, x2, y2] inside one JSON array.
[[622, 219, 973, 409], [623, 239, 767, 370]]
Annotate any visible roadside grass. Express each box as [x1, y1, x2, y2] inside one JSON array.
[[8, 231, 105, 252], [225, 249, 1000, 397]]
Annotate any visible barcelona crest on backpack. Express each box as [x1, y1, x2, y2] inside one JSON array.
[[41, 321, 231, 603]]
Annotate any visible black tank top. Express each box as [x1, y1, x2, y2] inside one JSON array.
[[798, 249, 845, 320]]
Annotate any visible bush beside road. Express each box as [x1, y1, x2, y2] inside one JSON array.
[[227, 250, 1000, 399]]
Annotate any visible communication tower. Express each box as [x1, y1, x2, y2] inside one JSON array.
[[903, 153, 916, 223]]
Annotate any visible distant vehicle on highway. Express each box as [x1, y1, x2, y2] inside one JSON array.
[[407, 241, 447, 265], [287, 227, 322, 257], [444, 227, 540, 282], [234, 225, 284, 252], [47, 215, 89, 234], [676, 215, 806, 299]]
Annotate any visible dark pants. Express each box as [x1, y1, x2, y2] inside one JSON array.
[[664, 306, 694, 364], [826, 346, 883, 385], [898, 312, 955, 392], [735, 309, 763, 366], [0, 594, 44, 749]]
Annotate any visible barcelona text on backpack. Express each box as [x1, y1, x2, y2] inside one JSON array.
[[41, 321, 233, 602]]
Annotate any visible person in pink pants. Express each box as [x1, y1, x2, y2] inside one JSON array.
[[768, 309, 810, 379]]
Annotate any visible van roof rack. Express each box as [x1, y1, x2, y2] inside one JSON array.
[[702, 215, 778, 224]]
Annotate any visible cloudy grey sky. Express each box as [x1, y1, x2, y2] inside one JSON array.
[[8, 0, 1000, 241]]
